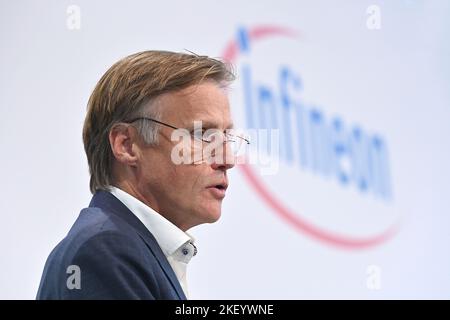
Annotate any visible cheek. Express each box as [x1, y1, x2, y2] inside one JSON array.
[[169, 165, 203, 198], [140, 152, 176, 195]]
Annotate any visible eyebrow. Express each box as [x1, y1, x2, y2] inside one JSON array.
[[185, 120, 234, 131]]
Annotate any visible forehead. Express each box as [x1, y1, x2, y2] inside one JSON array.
[[158, 81, 233, 129]]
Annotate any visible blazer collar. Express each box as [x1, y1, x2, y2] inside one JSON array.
[[89, 190, 187, 300]]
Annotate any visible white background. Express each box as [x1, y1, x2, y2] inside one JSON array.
[[1, 0, 449, 299]]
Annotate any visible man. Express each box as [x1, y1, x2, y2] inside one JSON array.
[[36, 50, 243, 299]]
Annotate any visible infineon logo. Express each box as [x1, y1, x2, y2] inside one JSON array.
[[222, 25, 401, 249]]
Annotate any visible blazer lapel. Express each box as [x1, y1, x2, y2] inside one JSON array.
[[89, 190, 187, 300]]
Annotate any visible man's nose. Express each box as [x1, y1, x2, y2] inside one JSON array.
[[210, 143, 235, 170]]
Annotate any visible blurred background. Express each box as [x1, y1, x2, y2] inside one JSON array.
[[1, 0, 449, 299]]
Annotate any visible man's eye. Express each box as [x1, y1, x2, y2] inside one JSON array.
[[192, 129, 205, 140], [205, 129, 225, 141]]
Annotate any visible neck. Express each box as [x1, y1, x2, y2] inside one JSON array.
[[112, 180, 193, 232]]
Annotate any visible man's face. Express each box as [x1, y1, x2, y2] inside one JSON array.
[[135, 81, 234, 230]]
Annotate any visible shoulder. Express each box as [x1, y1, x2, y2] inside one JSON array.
[[53, 206, 149, 264], [37, 208, 162, 299]]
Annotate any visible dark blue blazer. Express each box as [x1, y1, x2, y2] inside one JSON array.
[[36, 190, 187, 300]]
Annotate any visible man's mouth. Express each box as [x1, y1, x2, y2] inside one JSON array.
[[214, 184, 227, 190], [206, 182, 228, 199]]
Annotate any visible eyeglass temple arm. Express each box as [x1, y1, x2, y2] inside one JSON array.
[[127, 117, 250, 145], [125, 117, 179, 131]]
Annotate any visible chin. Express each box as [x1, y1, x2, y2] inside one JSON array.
[[196, 205, 222, 225]]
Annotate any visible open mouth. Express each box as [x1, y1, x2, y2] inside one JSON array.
[[207, 182, 228, 199]]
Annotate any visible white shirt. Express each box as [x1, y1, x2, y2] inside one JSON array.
[[108, 186, 196, 298]]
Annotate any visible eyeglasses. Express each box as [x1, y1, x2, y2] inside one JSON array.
[[124, 117, 250, 156]]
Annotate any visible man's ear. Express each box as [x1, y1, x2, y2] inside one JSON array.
[[109, 124, 140, 167]]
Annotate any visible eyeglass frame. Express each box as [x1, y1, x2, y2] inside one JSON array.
[[123, 117, 251, 147]]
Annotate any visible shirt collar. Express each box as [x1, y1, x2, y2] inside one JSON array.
[[108, 186, 195, 257]]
